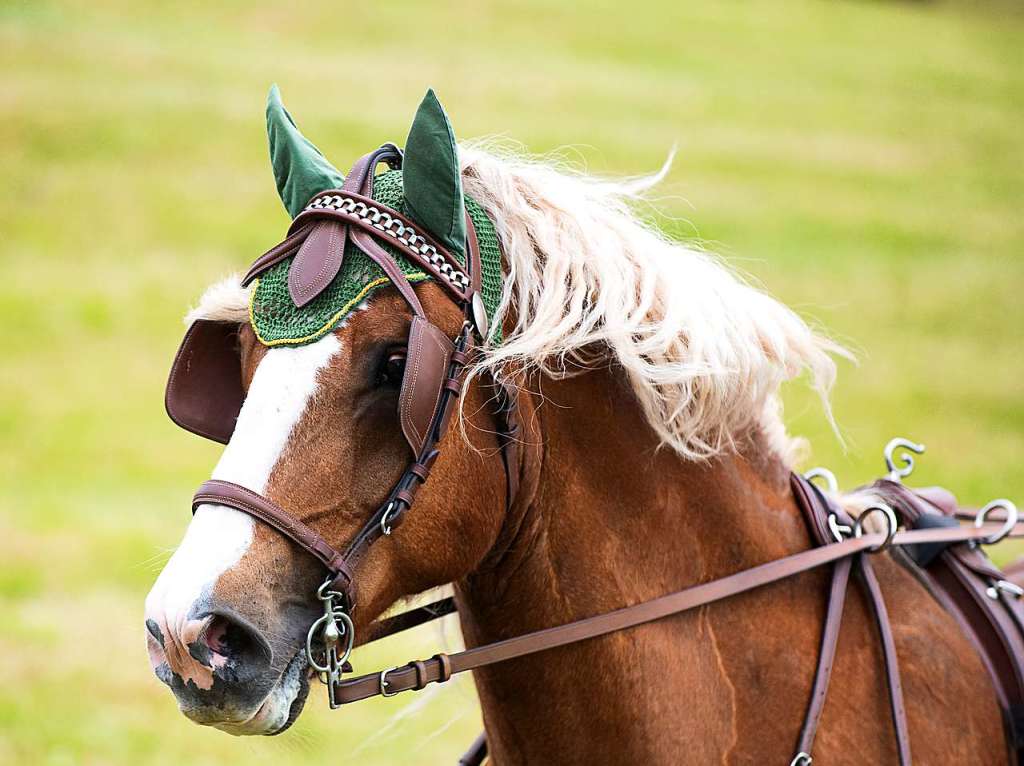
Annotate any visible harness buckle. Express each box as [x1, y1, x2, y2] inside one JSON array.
[[380, 666, 401, 698], [380, 501, 400, 536], [790, 753, 813, 766], [827, 513, 853, 544]]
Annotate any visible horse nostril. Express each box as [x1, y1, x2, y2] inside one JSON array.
[[196, 611, 273, 673]]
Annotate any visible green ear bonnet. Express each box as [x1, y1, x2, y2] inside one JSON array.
[[249, 87, 503, 347]]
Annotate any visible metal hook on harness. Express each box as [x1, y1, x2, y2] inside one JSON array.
[[987, 580, 1024, 601], [974, 499, 1018, 546], [805, 467, 839, 495], [883, 438, 926, 482], [854, 503, 899, 553], [806, 468, 849, 542]]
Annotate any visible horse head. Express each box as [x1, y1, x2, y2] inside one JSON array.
[[144, 89, 515, 734]]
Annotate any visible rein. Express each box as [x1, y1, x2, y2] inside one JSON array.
[[328, 524, 1008, 704]]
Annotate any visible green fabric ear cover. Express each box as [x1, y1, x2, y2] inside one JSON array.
[[266, 85, 346, 219], [403, 89, 467, 256]]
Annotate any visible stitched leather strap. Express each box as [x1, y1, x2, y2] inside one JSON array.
[[858, 553, 912, 765], [795, 556, 853, 757], [327, 524, 1001, 705], [244, 189, 472, 304], [193, 480, 354, 596], [350, 227, 427, 318]]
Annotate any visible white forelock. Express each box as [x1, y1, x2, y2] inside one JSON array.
[[185, 273, 251, 325]]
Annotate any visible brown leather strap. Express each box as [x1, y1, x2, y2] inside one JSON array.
[[288, 219, 348, 308], [285, 146, 403, 306], [360, 598, 457, 645], [340, 325, 474, 577], [192, 480, 354, 596], [285, 194, 472, 303], [458, 732, 488, 766], [241, 225, 312, 285], [1005, 557, 1024, 582], [465, 211, 482, 295], [328, 524, 1000, 704], [858, 553, 912, 765], [350, 227, 427, 317], [795, 556, 853, 759]]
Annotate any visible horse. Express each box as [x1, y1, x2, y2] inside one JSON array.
[[144, 88, 1008, 764]]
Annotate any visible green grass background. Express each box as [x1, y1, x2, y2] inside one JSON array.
[[1, 0, 1021, 763]]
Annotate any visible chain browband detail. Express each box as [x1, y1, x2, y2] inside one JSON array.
[[303, 192, 471, 290], [241, 187, 473, 305]]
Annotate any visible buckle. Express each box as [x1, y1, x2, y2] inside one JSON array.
[[380, 501, 401, 537], [379, 666, 401, 698]]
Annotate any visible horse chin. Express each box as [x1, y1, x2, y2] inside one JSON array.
[[211, 652, 310, 736]]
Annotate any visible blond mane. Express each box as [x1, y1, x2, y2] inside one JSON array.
[[189, 143, 848, 464], [460, 141, 849, 463]]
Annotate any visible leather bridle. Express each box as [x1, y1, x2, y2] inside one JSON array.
[[168, 144, 521, 707], [164, 145, 1024, 765]]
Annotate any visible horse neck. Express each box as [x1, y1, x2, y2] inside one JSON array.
[[456, 365, 809, 763]]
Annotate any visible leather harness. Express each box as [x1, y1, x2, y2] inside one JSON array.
[[165, 145, 1024, 765]]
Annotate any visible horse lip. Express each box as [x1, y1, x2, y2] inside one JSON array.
[[270, 656, 310, 735], [216, 650, 309, 735]]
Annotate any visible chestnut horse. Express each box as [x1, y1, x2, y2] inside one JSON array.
[[145, 134, 1005, 761]]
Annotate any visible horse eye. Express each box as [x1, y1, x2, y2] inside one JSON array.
[[378, 351, 406, 388]]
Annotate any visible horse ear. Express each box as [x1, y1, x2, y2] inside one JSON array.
[[266, 85, 345, 219], [403, 89, 466, 255]]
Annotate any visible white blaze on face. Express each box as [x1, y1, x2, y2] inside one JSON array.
[[145, 332, 341, 671]]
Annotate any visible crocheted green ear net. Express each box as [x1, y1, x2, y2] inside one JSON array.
[[250, 87, 502, 347]]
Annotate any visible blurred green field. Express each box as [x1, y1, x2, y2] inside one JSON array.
[[1, 0, 1021, 763]]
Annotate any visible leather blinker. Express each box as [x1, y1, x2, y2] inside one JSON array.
[[399, 317, 454, 456], [165, 320, 246, 445]]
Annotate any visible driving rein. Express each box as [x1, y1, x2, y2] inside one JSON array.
[[166, 146, 1024, 765]]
